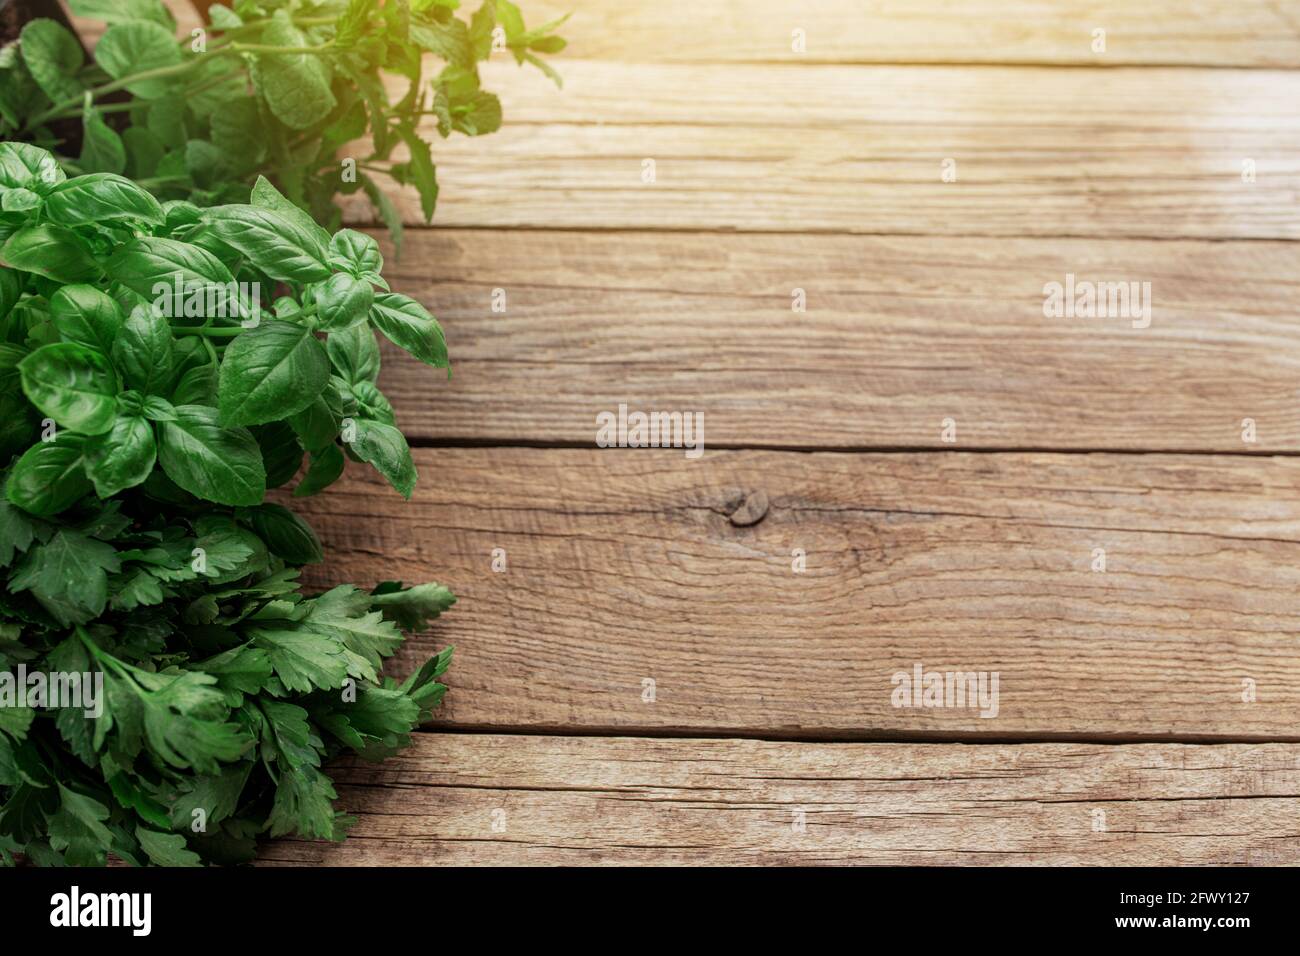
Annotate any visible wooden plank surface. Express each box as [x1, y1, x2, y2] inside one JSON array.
[[378, 229, 1300, 451], [341, 61, 1300, 238], [262, 735, 1300, 865], [68, 1, 1299, 865], [293, 448, 1300, 740], [70, 0, 1300, 67], [521, 0, 1300, 67]]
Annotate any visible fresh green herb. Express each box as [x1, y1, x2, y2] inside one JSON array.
[[1, 145, 445, 502], [0, 144, 456, 865], [1, 0, 567, 249]]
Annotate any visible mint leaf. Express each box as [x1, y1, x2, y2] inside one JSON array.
[[19, 19, 84, 105], [94, 21, 183, 99], [250, 15, 337, 130]]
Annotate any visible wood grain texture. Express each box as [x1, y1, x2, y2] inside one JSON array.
[[377, 229, 1300, 451], [261, 735, 1300, 865], [521, 0, 1300, 67], [291, 447, 1300, 740], [340, 61, 1300, 238], [70, 0, 1300, 67]]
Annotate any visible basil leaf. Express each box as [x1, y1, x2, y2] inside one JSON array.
[[6, 435, 92, 517], [368, 292, 447, 368], [200, 205, 330, 283], [253, 422, 303, 488], [0, 392, 38, 461], [250, 175, 331, 249], [158, 405, 266, 506], [326, 324, 380, 384], [83, 416, 156, 497], [0, 268, 23, 321], [50, 285, 124, 355], [349, 380, 395, 425], [288, 382, 343, 451], [247, 503, 323, 564], [348, 419, 416, 498], [327, 229, 383, 276], [106, 236, 235, 300], [44, 173, 165, 227], [141, 396, 176, 421], [0, 143, 65, 193], [113, 305, 175, 396], [1, 224, 101, 284], [1, 188, 40, 213], [293, 442, 344, 497], [314, 272, 374, 331], [218, 320, 329, 427], [18, 343, 120, 435], [94, 21, 183, 99], [171, 365, 218, 407]]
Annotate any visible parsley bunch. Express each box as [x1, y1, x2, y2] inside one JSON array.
[[0, 0, 566, 249], [0, 142, 455, 865]]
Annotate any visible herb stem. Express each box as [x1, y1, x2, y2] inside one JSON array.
[[24, 60, 209, 131], [23, 41, 335, 132]]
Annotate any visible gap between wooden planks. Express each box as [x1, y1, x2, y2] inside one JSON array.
[[290, 447, 1300, 741], [342, 60, 1300, 238], [261, 735, 1300, 865], [518, 0, 1300, 67], [373, 229, 1300, 452]]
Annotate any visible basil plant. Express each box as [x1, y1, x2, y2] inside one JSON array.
[[0, 142, 446, 509]]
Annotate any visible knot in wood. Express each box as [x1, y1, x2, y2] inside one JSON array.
[[728, 489, 769, 527]]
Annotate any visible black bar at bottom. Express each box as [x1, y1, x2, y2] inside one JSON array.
[[0, 865, 1284, 942]]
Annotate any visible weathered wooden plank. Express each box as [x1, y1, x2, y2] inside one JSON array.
[[519, 0, 1300, 67], [340, 61, 1300, 238], [377, 229, 1300, 451], [73, 0, 1300, 67], [260, 735, 1300, 865], [291, 447, 1300, 739]]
